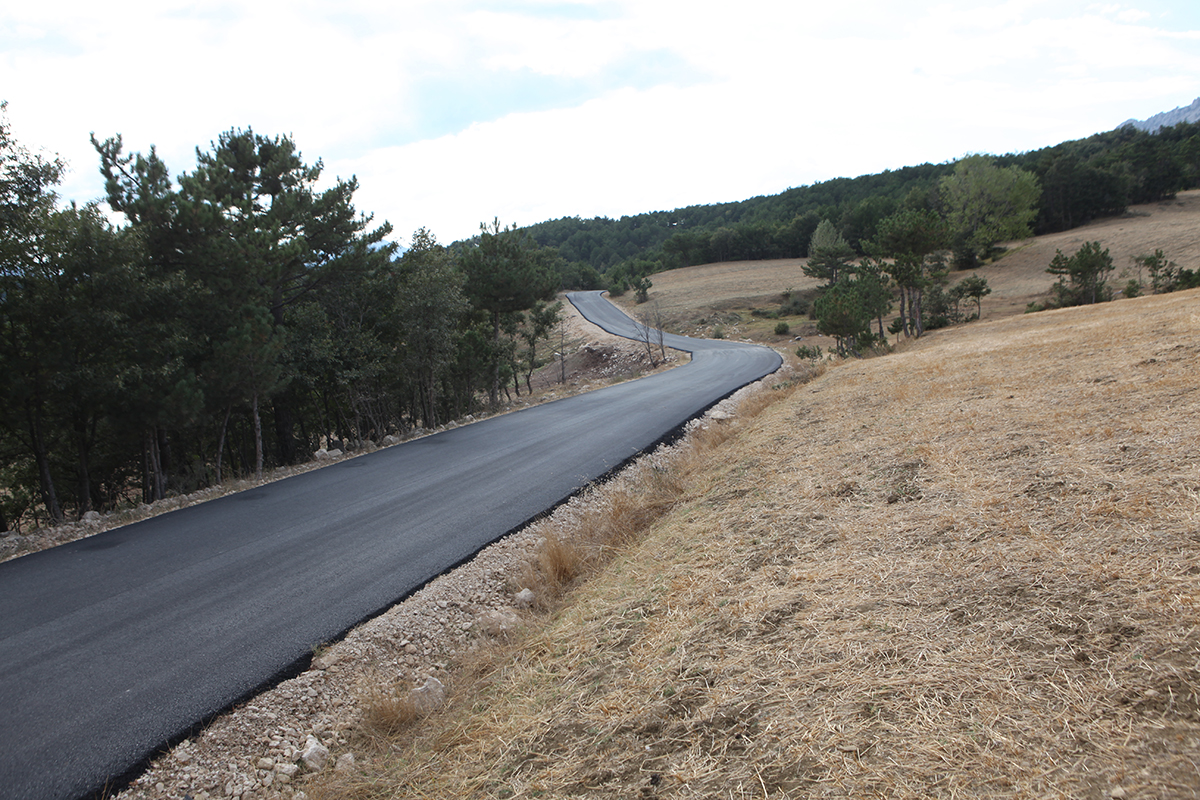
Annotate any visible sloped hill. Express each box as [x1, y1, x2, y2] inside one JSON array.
[[623, 189, 1200, 335], [315, 282, 1200, 800]]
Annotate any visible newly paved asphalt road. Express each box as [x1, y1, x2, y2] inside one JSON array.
[[0, 292, 781, 800]]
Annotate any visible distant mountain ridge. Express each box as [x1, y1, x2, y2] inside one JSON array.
[[1120, 97, 1200, 132]]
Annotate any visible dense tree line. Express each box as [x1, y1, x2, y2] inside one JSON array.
[[531, 122, 1200, 287], [0, 111, 561, 531]]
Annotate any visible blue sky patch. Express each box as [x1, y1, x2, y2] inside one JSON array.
[[404, 47, 707, 142]]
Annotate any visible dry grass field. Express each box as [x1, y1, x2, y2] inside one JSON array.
[[312, 257, 1200, 794], [617, 189, 1200, 345]]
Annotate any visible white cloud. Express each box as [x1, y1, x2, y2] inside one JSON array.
[[3, 0, 1199, 244]]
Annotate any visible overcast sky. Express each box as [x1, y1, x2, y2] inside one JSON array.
[[3, 0, 1199, 245]]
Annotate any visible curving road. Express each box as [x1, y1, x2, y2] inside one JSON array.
[[0, 291, 781, 800]]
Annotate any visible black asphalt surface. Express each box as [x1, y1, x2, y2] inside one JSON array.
[[0, 291, 781, 800]]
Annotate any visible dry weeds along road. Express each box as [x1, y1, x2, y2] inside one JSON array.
[[306, 291, 1199, 799], [112, 375, 792, 800]]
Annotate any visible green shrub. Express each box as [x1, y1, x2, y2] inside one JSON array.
[[1123, 279, 1142, 298], [780, 294, 810, 317], [774, 321, 790, 336], [795, 344, 823, 361], [711, 324, 725, 339]]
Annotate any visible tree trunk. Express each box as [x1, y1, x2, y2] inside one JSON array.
[[424, 379, 439, 429], [253, 391, 264, 482], [912, 288, 925, 337], [27, 402, 63, 525], [215, 404, 232, 484], [143, 427, 167, 503], [489, 312, 502, 410], [273, 393, 298, 466], [74, 413, 93, 515]]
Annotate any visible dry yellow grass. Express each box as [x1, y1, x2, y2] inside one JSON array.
[[620, 189, 1200, 343], [311, 285, 1200, 799]]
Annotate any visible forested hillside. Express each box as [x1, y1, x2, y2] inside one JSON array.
[[528, 122, 1200, 287]]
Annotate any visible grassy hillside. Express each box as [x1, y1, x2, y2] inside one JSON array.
[[312, 202, 1200, 798], [614, 189, 1200, 346]]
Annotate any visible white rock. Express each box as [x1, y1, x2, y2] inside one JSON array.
[[335, 752, 356, 773], [326, 448, 343, 458], [275, 763, 299, 778], [314, 449, 329, 460], [514, 588, 535, 607], [256, 757, 275, 771], [81, 511, 102, 524], [311, 651, 338, 670], [300, 735, 329, 771], [477, 608, 521, 636], [411, 676, 446, 715]]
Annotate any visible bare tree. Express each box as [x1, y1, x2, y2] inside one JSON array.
[[634, 301, 669, 368]]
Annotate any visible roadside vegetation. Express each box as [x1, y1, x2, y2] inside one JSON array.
[[0, 111, 568, 532]]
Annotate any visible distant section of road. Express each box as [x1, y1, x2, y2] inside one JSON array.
[[0, 292, 780, 800]]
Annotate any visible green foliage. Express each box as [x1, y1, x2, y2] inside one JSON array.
[[939, 155, 1041, 268], [1132, 249, 1200, 293], [4, 116, 489, 528], [852, 258, 894, 339], [558, 260, 602, 290], [1046, 241, 1115, 306], [459, 219, 560, 409], [795, 344, 823, 361], [874, 209, 948, 338], [1123, 279, 1142, 299], [954, 273, 992, 318], [920, 283, 954, 331], [814, 279, 872, 357], [774, 321, 790, 336], [804, 219, 856, 285], [633, 275, 652, 304], [398, 229, 468, 428]]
